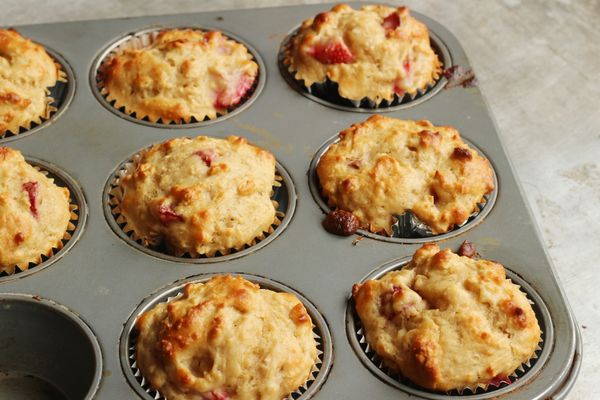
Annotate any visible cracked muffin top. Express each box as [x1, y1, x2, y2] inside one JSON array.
[[0, 29, 61, 135], [284, 4, 441, 104], [98, 29, 258, 123], [352, 243, 541, 391], [136, 275, 318, 400], [317, 115, 494, 235], [0, 147, 70, 274]]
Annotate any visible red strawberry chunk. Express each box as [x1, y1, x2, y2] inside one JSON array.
[[488, 374, 510, 387], [382, 13, 400, 31], [195, 149, 216, 167], [403, 57, 411, 73], [203, 390, 230, 400], [393, 81, 405, 96], [158, 203, 184, 225], [214, 74, 254, 109], [309, 41, 355, 64], [22, 181, 39, 217]]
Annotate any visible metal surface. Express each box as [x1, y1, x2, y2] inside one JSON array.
[[0, 2, 580, 399]]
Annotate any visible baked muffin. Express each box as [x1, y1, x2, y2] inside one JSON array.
[[352, 243, 541, 391], [284, 4, 441, 104], [317, 115, 494, 235], [98, 29, 258, 123], [136, 275, 318, 400], [117, 136, 277, 256], [0, 147, 71, 274], [0, 29, 61, 135]]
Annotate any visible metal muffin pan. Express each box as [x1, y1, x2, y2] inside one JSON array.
[[0, 2, 580, 399]]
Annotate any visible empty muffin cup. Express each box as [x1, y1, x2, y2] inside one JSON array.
[[0, 294, 102, 400]]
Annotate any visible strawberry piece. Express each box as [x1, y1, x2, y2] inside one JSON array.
[[158, 203, 184, 225], [309, 41, 355, 64], [214, 74, 254, 109], [195, 149, 216, 167], [393, 81, 405, 97], [22, 181, 39, 217], [403, 57, 411, 73], [203, 390, 230, 400], [488, 374, 511, 387], [382, 13, 400, 31]]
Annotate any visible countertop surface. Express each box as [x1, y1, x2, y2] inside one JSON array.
[[2, 0, 598, 398]]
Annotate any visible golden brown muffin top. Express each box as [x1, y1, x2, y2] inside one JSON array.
[[136, 275, 318, 400], [117, 136, 277, 256], [99, 29, 258, 123], [353, 243, 541, 391], [285, 4, 441, 103], [0, 147, 71, 273], [0, 29, 60, 134], [317, 115, 494, 235]]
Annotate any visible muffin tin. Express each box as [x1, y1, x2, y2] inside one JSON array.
[[0, 2, 581, 399]]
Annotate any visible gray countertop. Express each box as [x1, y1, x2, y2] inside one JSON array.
[[2, 0, 598, 398]]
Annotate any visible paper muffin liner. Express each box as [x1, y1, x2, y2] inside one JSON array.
[[107, 152, 284, 259], [126, 287, 325, 400], [1, 63, 68, 139], [351, 269, 545, 396], [0, 166, 79, 276], [280, 32, 442, 109], [95, 28, 259, 125]]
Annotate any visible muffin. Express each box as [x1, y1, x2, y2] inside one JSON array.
[[317, 115, 494, 235], [116, 136, 277, 257], [284, 4, 441, 105], [0, 29, 61, 135], [352, 243, 542, 391], [98, 29, 258, 123], [0, 147, 71, 274], [135, 275, 318, 400]]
